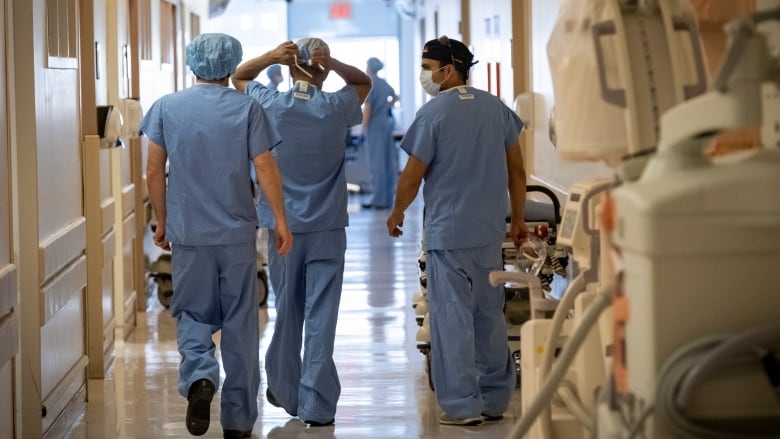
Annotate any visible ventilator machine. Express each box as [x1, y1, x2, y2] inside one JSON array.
[[492, 1, 780, 438]]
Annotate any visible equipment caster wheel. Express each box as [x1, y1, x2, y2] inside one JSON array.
[[258, 269, 269, 307], [512, 349, 522, 388], [156, 276, 173, 309]]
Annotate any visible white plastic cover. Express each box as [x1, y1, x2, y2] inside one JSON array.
[[513, 92, 535, 132], [546, 0, 706, 166], [120, 98, 143, 138], [102, 107, 124, 148]]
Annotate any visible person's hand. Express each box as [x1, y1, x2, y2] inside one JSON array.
[[274, 223, 293, 256], [387, 210, 404, 237], [510, 219, 530, 250], [307, 48, 330, 71], [154, 222, 171, 251], [273, 40, 300, 66]]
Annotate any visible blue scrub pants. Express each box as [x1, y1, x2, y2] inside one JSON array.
[[427, 243, 515, 418], [265, 229, 346, 423], [366, 125, 397, 208], [170, 242, 259, 431]]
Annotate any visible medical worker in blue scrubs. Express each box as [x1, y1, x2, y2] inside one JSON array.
[[232, 38, 371, 427], [266, 64, 283, 90], [361, 57, 398, 209], [387, 36, 529, 426], [142, 33, 293, 438]]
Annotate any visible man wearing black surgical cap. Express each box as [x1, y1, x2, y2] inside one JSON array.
[[141, 33, 293, 438], [387, 36, 529, 426]]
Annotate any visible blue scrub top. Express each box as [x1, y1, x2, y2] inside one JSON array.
[[246, 80, 363, 233], [141, 83, 281, 245], [400, 86, 524, 250], [365, 77, 395, 131]]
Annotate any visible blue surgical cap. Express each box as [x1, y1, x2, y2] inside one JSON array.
[[296, 38, 329, 65], [267, 64, 282, 79], [367, 57, 384, 73], [186, 33, 243, 80]]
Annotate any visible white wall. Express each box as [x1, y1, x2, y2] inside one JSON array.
[[469, 0, 513, 105]]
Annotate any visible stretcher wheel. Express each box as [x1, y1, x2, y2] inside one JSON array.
[[417, 343, 434, 391], [512, 350, 522, 388], [258, 269, 269, 307], [425, 350, 434, 392], [156, 275, 173, 308]]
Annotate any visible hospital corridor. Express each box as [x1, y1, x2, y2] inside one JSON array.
[[2, 0, 780, 438], [65, 197, 523, 439]]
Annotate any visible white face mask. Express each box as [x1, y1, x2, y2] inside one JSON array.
[[419, 66, 449, 96]]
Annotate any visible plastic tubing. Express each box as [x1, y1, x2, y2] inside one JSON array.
[[675, 321, 780, 410], [508, 285, 612, 439], [537, 270, 587, 438]]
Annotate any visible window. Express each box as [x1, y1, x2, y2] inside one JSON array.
[[46, 0, 78, 68], [190, 12, 200, 40], [160, 1, 174, 65], [139, 0, 152, 61]]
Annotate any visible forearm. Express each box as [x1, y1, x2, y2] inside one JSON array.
[[329, 58, 370, 87], [392, 172, 421, 216], [147, 171, 167, 225], [507, 167, 526, 221], [506, 140, 527, 222], [146, 142, 168, 224], [233, 52, 276, 83], [254, 152, 288, 228]]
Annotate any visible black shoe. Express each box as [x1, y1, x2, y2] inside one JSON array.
[[186, 379, 215, 436], [361, 203, 373, 209], [266, 388, 297, 417], [304, 418, 335, 427], [481, 413, 504, 422], [223, 429, 252, 438]]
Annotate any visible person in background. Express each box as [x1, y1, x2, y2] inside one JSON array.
[[232, 38, 371, 427], [386, 36, 528, 426], [361, 57, 398, 210], [266, 64, 284, 90], [142, 33, 293, 439]]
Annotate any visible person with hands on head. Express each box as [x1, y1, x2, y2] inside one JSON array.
[[232, 38, 371, 427], [143, 33, 292, 439], [386, 36, 528, 427], [361, 57, 399, 210]]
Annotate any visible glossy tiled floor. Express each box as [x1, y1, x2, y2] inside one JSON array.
[[67, 195, 523, 438]]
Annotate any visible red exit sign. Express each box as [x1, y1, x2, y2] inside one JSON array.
[[330, 2, 351, 19]]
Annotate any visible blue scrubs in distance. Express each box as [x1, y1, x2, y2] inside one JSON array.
[[141, 83, 281, 431], [246, 80, 362, 423], [364, 76, 397, 208], [400, 85, 524, 418]]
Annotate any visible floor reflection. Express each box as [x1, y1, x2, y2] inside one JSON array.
[[67, 195, 523, 438]]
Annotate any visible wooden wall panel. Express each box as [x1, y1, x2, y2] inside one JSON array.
[[0, 360, 14, 439]]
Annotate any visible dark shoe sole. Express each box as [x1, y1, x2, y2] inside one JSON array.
[[223, 429, 252, 438], [304, 419, 335, 427], [186, 379, 215, 436], [482, 414, 504, 422]]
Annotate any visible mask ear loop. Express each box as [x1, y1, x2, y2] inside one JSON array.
[[293, 54, 314, 78]]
